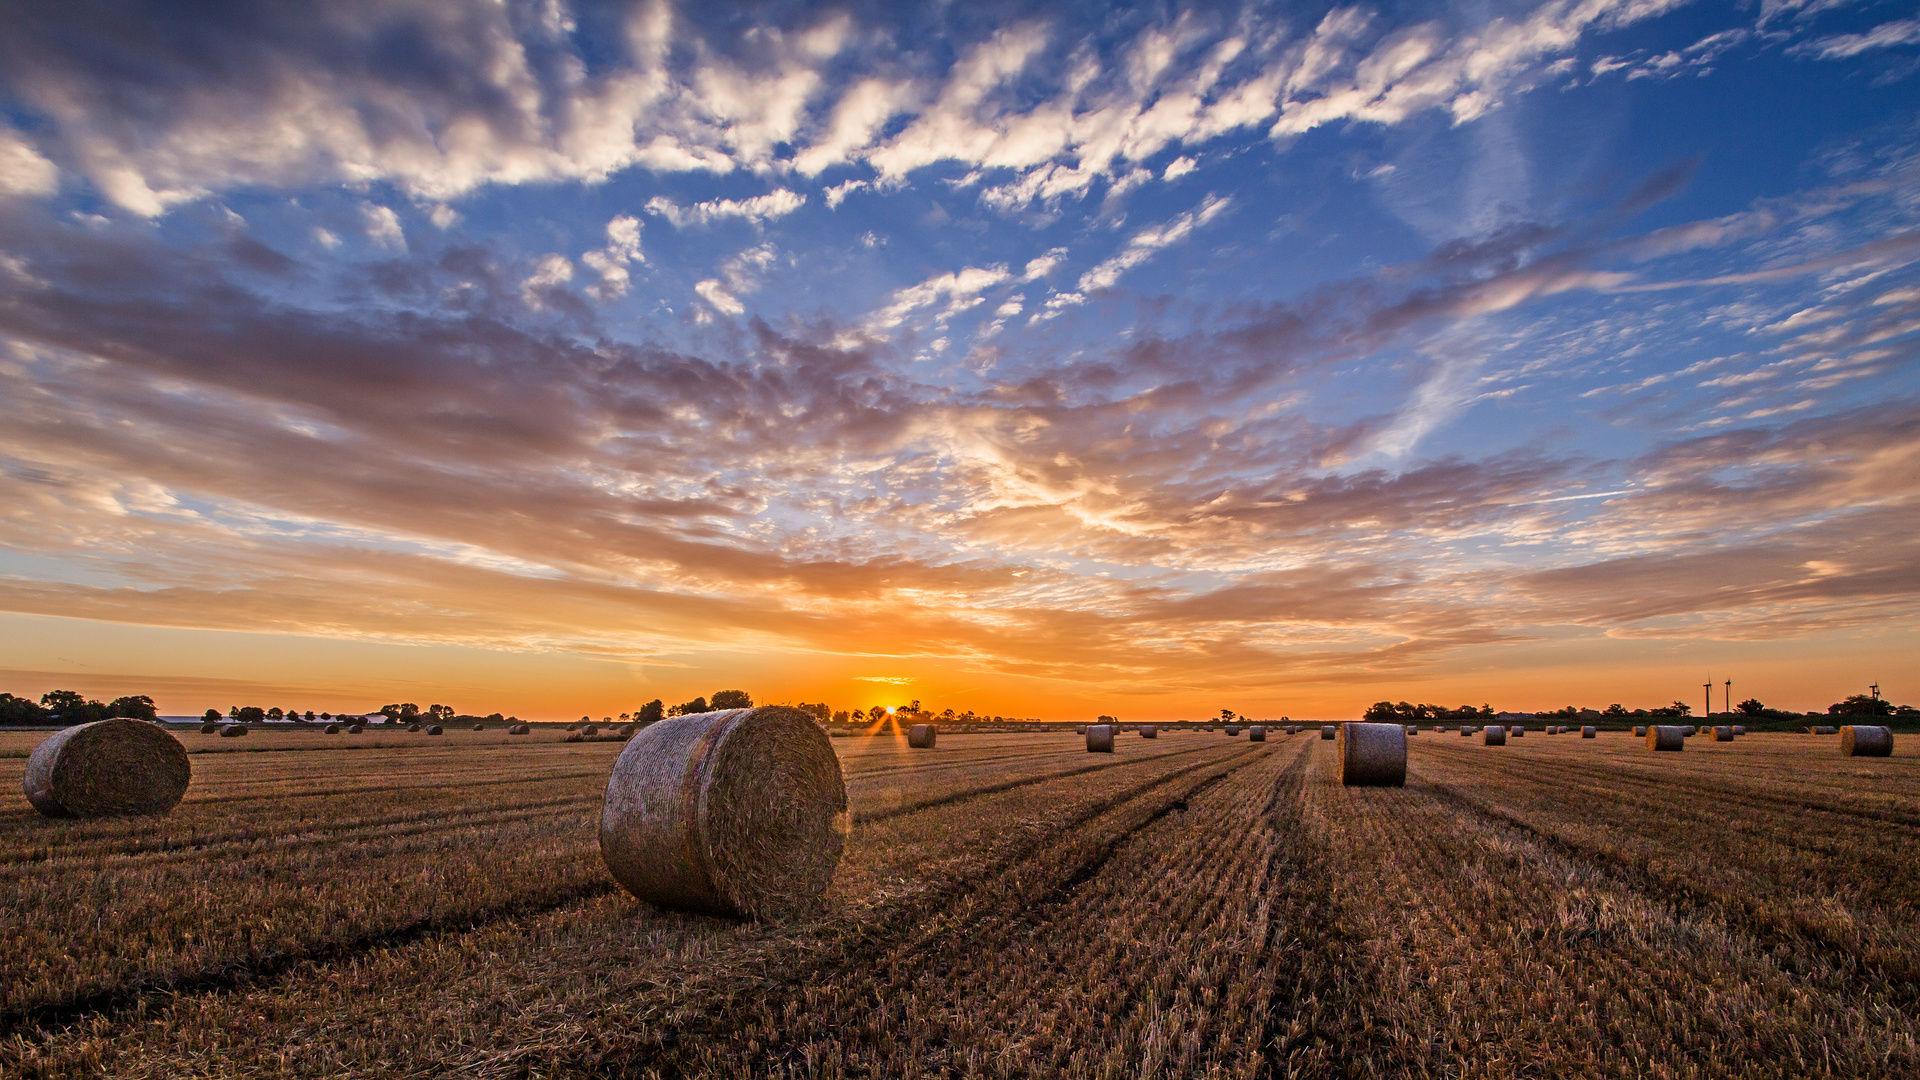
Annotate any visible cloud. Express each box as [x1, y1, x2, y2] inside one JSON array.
[[360, 203, 406, 250], [1077, 195, 1230, 292], [0, 129, 58, 198], [645, 189, 806, 227], [581, 214, 644, 299], [694, 278, 744, 315], [521, 253, 573, 306], [1162, 156, 1197, 181], [866, 265, 1013, 331], [1795, 19, 1920, 60]]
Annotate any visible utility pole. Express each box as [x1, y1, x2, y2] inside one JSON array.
[[1725, 679, 1732, 715], [1704, 678, 1712, 719]]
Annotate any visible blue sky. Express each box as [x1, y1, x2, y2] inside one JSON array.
[[0, 0, 1915, 718]]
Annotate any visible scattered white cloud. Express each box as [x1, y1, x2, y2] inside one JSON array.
[[1021, 248, 1068, 281], [1162, 156, 1198, 181], [645, 189, 807, 227], [694, 278, 745, 315], [582, 214, 644, 299], [360, 203, 406, 250], [312, 227, 341, 249], [521, 253, 573, 306], [0, 130, 58, 198], [1077, 195, 1230, 292], [428, 204, 461, 229], [867, 265, 1012, 331], [1796, 19, 1920, 60]]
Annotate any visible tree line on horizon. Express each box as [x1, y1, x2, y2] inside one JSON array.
[[1365, 694, 1915, 722]]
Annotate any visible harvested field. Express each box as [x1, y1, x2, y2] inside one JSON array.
[[1, 729, 1915, 1078]]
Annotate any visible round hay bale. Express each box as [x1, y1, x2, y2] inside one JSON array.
[[1646, 725, 1686, 752], [1139, 724, 1158, 738], [347, 724, 364, 734], [1225, 725, 1240, 736], [219, 724, 247, 738], [325, 723, 342, 734], [1510, 725, 1525, 738], [1434, 725, 1445, 733], [22, 719, 191, 818], [407, 723, 422, 732], [1841, 725, 1893, 758], [1320, 725, 1337, 740], [1633, 725, 1647, 737], [600, 706, 847, 919], [1582, 726, 1597, 739], [1484, 725, 1507, 746], [582, 724, 598, 736], [1338, 722, 1406, 787], [1459, 726, 1473, 737], [507, 723, 528, 734], [1713, 725, 1733, 742], [199, 721, 220, 734], [907, 724, 937, 749], [1685, 725, 1698, 736], [474, 724, 486, 732], [426, 725, 444, 735], [1732, 725, 1747, 736], [1405, 725, 1418, 736], [1086, 724, 1116, 753], [1076, 725, 1087, 735], [1248, 725, 1267, 742]]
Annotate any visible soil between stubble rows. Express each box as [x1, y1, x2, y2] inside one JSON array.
[[1, 729, 1915, 1079]]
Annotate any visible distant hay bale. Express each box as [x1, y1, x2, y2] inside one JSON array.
[[325, 723, 342, 734], [1087, 724, 1116, 753], [1841, 725, 1893, 758], [408, 723, 422, 732], [23, 718, 191, 819], [1076, 725, 1087, 735], [1646, 725, 1686, 752], [620, 723, 637, 738], [427, 725, 444, 735], [1634, 726, 1647, 737], [473, 724, 485, 732], [347, 724, 364, 734], [1225, 725, 1240, 736], [1320, 725, 1337, 740], [600, 706, 847, 920], [508, 723, 530, 734], [1713, 725, 1733, 742], [1140, 724, 1158, 738], [1248, 725, 1267, 742], [1434, 725, 1446, 733], [1405, 726, 1418, 736], [582, 724, 598, 736], [1582, 726, 1597, 739], [908, 724, 937, 749], [1338, 722, 1407, 787], [1510, 725, 1525, 738], [1732, 725, 1747, 736], [219, 724, 248, 738], [1685, 726, 1698, 736], [1484, 725, 1507, 746], [1460, 726, 1473, 737], [199, 722, 220, 734]]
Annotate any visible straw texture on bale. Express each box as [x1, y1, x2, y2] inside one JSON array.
[[907, 724, 936, 749], [1337, 722, 1407, 787], [1086, 724, 1116, 753], [1582, 726, 1597, 739], [219, 724, 247, 738], [1646, 725, 1686, 752], [1320, 725, 1337, 740], [600, 706, 848, 920], [1484, 725, 1507, 746], [427, 725, 444, 735], [1634, 726, 1646, 737], [1248, 725, 1266, 742], [1139, 724, 1157, 738], [1713, 726, 1733, 742], [325, 723, 342, 734], [23, 719, 191, 818], [1841, 725, 1894, 758]]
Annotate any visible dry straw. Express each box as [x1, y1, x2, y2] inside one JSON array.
[[1841, 725, 1894, 758], [1139, 724, 1158, 738], [1087, 724, 1116, 753], [1248, 725, 1267, 742], [219, 724, 247, 738], [907, 724, 937, 749], [1484, 725, 1507, 746], [23, 718, 191, 818], [1646, 725, 1686, 752], [1338, 722, 1407, 787], [1582, 726, 1597, 739], [600, 706, 848, 920]]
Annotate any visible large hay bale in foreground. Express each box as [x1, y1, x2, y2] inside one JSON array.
[[1320, 725, 1337, 740], [1248, 725, 1266, 742], [1140, 724, 1157, 738], [1841, 725, 1893, 758], [219, 724, 247, 738], [1647, 725, 1686, 752], [1484, 725, 1507, 746], [600, 706, 847, 920], [1582, 726, 1597, 739], [23, 719, 191, 818], [1713, 725, 1733, 742], [907, 724, 936, 749], [1087, 724, 1116, 752], [1338, 722, 1406, 787]]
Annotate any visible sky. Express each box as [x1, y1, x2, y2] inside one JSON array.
[[0, 0, 1917, 721]]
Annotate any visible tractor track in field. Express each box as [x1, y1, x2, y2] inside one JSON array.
[[587, 743, 1278, 1078], [1413, 764, 1920, 1016], [852, 740, 1228, 824]]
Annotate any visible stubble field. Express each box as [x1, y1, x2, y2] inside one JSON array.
[[1, 726, 1915, 1078]]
